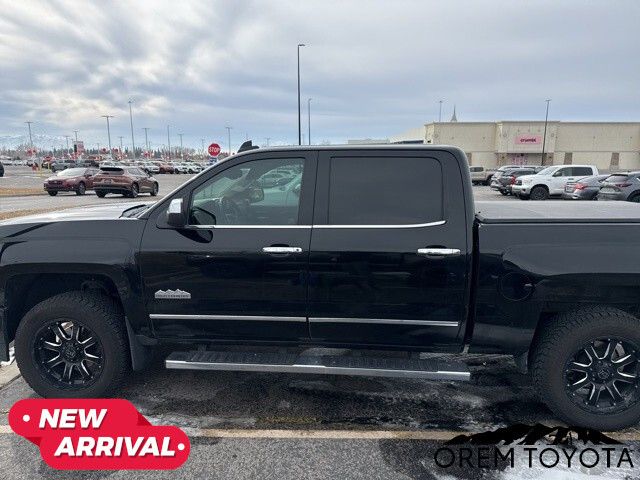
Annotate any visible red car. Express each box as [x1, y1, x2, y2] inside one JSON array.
[[43, 167, 99, 196], [93, 166, 159, 198]]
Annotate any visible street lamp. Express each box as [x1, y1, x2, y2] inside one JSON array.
[[541, 99, 551, 165], [297, 43, 306, 145], [438, 100, 443, 122], [167, 125, 171, 159], [118, 136, 124, 158], [307, 98, 312, 145], [143, 127, 150, 153], [101, 115, 114, 156], [128, 100, 136, 159], [25, 121, 34, 156], [225, 125, 232, 154], [178, 133, 184, 159]]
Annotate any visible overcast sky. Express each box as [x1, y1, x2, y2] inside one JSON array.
[[0, 0, 639, 151]]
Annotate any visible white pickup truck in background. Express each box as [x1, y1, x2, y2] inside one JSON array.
[[511, 165, 599, 200], [469, 166, 496, 185]]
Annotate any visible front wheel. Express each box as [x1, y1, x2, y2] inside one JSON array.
[[76, 182, 86, 196], [500, 190, 509, 196], [150, 182, 158, 196], [47, 191, 58, 196], [529, 186, 549, 200], [129, 183, 139, 198], [531, 307, 640, 430], [14, 291, 130, 398]]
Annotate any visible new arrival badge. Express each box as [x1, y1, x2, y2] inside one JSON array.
[[9, 398, 190, 470]]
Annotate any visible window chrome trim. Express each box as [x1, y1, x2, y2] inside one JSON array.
[[314, 220, 445, 229], [187, 220, 445, 229], [310, 317, 459, 327], [150, 314, 307, 322]]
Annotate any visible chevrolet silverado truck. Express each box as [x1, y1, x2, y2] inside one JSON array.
[[2, 145, 640, 430]]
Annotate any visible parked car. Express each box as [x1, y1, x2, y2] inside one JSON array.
[[142, 162, 160, 174], [511, 165, 599, 200], [43, 167, 100, 196], [50, 161, 76, 172], [152, 161, 175, 174], [93, 166, 159, 198], [170, 162, 188, 173], [597, 172, 640, 202], [562, 174, 609, 200], [0, 162, 4, 177], [469, 166, 496, 185], [185, 162, 203, 174], [5, 145, 640, 431], [491, 168, 538, 195]]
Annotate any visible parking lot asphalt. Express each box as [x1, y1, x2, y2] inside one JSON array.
[[0, 167, 630, 479]]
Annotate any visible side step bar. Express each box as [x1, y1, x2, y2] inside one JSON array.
[[165, 351, 470, 381]]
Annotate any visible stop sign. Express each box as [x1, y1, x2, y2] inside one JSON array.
[[208, 143, 221, 157]]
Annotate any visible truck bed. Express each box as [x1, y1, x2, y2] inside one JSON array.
[[475, 201, 640, 224]]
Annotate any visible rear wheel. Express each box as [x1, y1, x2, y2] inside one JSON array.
[[150, 182, 159, 196], [76, 182, 86, 196], [628, 193, 640, 203], [96, 191, 106, 198], [15, 291, 130, 398], [530, 185, 549, 200], [47, 191, 58, 196], [500, 190, 509, 196], [531, 307, 640, 430]]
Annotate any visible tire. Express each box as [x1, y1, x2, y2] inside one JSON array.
[[47, 191, 58, 196], [129, 183, 139, 198], [150, 182, 159, 196], [96, 191, 106, 198], [529, 185, 549, 201], [628, 193, 640, 203], [531, 306, 640, 430], [14, 291, 130, 398], [76, 182, 86, 196], [500, 190, 509, 196]]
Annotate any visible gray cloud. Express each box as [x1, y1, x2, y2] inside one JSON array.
[[0, 0, 638, 151]]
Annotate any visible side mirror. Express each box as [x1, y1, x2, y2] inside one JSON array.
[[166, 198, 186, 228]]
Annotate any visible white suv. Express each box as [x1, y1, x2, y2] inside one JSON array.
[[512, 165, 599, 200]]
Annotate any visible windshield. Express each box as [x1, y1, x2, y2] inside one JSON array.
[[535, 166, 558, 176], [56, 168, 84, 177]]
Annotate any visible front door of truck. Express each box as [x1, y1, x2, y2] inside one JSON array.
[[139, 151, 317, 342], [307, 150, 471, 348]]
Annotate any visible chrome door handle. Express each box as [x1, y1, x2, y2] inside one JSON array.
[[262, 246, 303, 254], [417, 248, 461, 257]]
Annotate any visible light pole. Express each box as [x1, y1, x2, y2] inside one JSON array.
[[297, 43, 306, 145], [25, 121, 33, 155], [541, 99, 551, 165], [64, 135, 70, 156], [438, 100, 443, 122], [225, 125, 232, 154], [167, 125, 171, 159], [143, 127, 150, 153], [128, 100, 136, 158], [307, 98, 312, 145], [265, 137, 270, 147], [118, 136, 124, 158], [73, 130, 78, 142], [178, 133, 184, 159], [101, 115, 114, 156]]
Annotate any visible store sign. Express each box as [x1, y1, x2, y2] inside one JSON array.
[[516, 134, 542, 145]]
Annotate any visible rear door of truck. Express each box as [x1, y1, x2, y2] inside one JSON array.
[[307, 148, 471, 348]]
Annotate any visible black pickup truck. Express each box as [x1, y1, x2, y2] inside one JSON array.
[[2, 145, 640, 430]]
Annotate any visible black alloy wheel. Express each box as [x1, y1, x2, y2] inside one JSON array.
[[564, 338, 640, 414], [33, 320, 104, 388]]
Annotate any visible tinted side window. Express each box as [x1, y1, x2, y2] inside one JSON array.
[[572, 167, 593, 176], [328, 156, 443, 225]]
